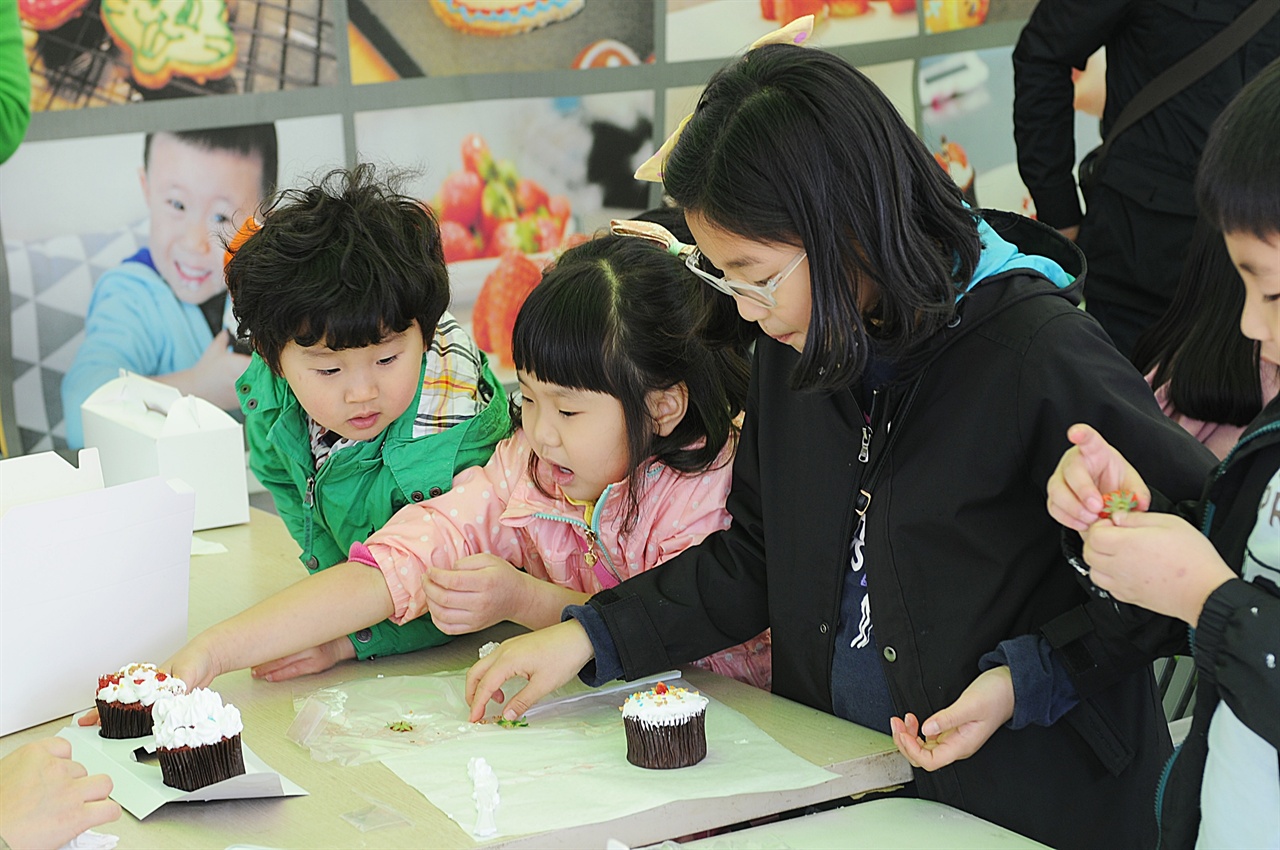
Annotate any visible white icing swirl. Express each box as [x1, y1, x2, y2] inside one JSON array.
[[152, 688, 243, 749], [96, 662, 186, 706], [621, 685, 708, 727]]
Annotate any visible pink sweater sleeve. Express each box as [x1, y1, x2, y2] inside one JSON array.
[[364, 438, 529, 624]]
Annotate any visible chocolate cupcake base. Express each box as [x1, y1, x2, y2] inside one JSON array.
[[157, 734, 246, 791], [96, 700, 154, 739], [624, 713, 707, 769]]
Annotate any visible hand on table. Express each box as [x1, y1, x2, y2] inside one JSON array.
[[1047, 423, 1150, 532], [252, 636, 357, 682], [889, 666, 1014, 772], [0, 737, 120, 850], [1082, 510, 1234, 626], [465, 620, 595, 722], [423, 554, 532, 635]]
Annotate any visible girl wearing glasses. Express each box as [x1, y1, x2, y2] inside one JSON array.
[[469, 36, 1216, 850], [159, 227, 771, 694]]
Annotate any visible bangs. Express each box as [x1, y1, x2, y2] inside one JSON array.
[[289, 266, 428, 351], [511, 273, 616, 394]]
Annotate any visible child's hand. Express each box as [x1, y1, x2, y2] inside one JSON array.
[[164, 636, 222, 691], [465, 620, 595, 722], [890, 666, 1014, 772], [163, 330, 251, 409], [251, 637, 357, 682], [0, 737, 120, 850], [423, 554, 532, 635], [1082, 511, 1235, 625], [1047, 424, 1150, 532]]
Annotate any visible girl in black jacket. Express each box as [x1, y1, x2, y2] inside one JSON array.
[[469, 26, 1215, 850], [1049, 57, 1280, 850]]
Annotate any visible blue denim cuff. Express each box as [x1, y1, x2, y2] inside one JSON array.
[[980, 634, 1080, 729], [562, 604, 624, 687]]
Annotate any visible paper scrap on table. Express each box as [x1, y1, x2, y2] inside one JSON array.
[[370, 674, 839, 840], [60, 718, 307, 820], [191, 535, 229, 556], [58, 830, 118, 850]]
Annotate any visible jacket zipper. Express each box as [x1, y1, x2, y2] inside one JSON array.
[[532, 484, 622, 584], [1200, 419, 1280, 534], [858, 390, 877, 463], [302, 475, 316, 564]]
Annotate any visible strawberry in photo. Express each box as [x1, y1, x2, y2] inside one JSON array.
[[439, 170, 484, 229], [533, 216, 563, 253], [460, 133, 493, 178], [491, 218, 538, 256], [548, 195, 572, 230], [440, 220, 481, 263], [883, 0, 916, 13], [830, 0, 869, 15], [472, 250, 544, 366], [480, 181, 519, 251], [515, 178, 550, 215], [760, 0, 777, 20], [777, 0, 827, 24]]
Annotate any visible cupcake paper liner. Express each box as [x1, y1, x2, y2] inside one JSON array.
[[624, 712, 707, 769], [157, 734, 246, 792], [96, 700, 154, 739]]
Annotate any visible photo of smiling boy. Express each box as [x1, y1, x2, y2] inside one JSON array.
[[60, 123, 278, 448]]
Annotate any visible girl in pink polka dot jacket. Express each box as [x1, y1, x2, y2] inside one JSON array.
[[165, 221, 772, 693]]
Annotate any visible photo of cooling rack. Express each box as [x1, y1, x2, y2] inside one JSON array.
[[21, 0, 338, 110]]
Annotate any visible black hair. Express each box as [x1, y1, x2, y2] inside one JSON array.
[[1197, 56, 1280, 239], [511, 232, 750, 532], [144, 124, 279, 198], [662, 43, 981, 391], [225, 163, 449, 374], [1132, 219, 1267, 427]]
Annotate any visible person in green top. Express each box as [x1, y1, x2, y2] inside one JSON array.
[[224, 164, 511, 680], [0, 0, 30, 165]]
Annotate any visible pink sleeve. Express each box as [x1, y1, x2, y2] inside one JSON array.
[[1149, 369, 1245, 462], [363, 438, 528, 624]]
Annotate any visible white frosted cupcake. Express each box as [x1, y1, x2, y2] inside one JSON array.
[[153, 688, 245, 791], [95, 663, 186, 739], [621, 682, 708, 769]]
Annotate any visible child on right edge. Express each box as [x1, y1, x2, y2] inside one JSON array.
[[61, 124, 277, 448], [164, 222, 771, 693], [1048, 57, 1280, 850]]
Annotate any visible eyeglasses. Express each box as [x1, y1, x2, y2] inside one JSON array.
[[684, 248, 807, 308]]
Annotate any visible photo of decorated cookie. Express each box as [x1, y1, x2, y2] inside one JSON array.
[[429, 0, 586, 37], [100, 0, 239, 89]]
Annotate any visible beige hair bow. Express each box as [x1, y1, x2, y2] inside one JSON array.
[[634, 14, 817, 183], [609, 218, 696, 259]]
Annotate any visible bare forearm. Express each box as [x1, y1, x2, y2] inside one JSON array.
[[512, 579, 590, 631], [197, 563, 394, 676]]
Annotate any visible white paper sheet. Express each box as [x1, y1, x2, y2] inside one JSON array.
[[60, 721, 308, 820], [357, 674, 838, 840]]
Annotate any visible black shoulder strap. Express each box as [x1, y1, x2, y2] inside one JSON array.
[[1096, 0, 1280, 160]]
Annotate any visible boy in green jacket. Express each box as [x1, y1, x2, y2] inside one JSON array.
[[225, 164, 511, 679]]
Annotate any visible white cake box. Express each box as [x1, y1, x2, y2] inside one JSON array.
[[0, 449, 194, 736], [82, 372, 249, 531]]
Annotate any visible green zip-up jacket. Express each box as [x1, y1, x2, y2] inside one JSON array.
[[237, 349, 511, 660]]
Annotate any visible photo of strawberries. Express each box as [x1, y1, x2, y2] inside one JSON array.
[[432, 133, 571, 263], [471, 250, 546, 368], [1098, 490, 1141, 520]]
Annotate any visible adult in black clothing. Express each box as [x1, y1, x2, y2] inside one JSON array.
[[1013, 0, 1280, 359], [468, 38, 1216, 850]]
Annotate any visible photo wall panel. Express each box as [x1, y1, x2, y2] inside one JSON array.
[[355, 90, 655, 382], [348, 0, 654, 81], [2, 115, 347, 454], [19, 0, 339, 110]]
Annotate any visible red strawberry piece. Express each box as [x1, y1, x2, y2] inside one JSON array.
[[156, 672, 167, 681], [515, 178, 550, 215], [533, 216, 563, 253], [471, 251, 543, 367], [440, 220, 481, 263], [654, 682, 669, 695], [1098, 489, 1140, 519], [460, 133, 493, 179], [547, 195, 572, 229], [439, 171, 484, 229]]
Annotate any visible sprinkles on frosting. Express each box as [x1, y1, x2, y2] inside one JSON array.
[[620, 682, 708, 727]]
